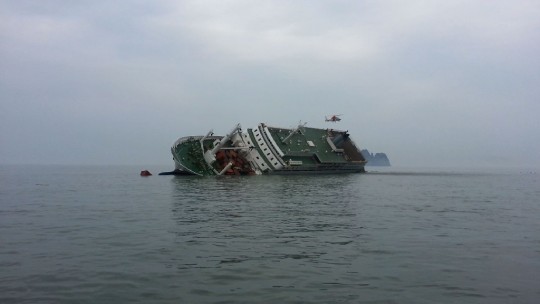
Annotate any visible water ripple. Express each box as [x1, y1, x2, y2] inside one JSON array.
[[1, 166, 539, 303]]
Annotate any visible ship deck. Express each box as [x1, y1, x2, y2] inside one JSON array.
[[265, 126, 349, 164]]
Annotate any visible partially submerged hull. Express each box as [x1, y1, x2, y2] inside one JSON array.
[[170, 123, 367, 176]]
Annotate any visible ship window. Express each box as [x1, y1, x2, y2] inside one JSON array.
[[274, 162, 278, 165], [264, 148, 267, 151], [256, 156, 260, 159], [267, 153, 270, 156], [271, 157, 274, 160]]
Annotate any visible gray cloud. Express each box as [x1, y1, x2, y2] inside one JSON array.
[[1, 0, 539, 167]]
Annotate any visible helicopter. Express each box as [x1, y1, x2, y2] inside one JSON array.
[[325, 114, 342, 122]]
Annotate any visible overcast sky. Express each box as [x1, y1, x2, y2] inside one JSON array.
[[1, 0, 539, 168]]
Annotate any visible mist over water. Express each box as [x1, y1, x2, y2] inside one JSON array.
[[1, 165, 539, 303]]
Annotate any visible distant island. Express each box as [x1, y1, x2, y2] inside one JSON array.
[[361, 149, 391, 166]]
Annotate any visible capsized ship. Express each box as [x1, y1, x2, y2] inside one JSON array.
[[167, 122, 367, 176]]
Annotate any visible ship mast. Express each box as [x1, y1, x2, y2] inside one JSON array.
[[203, 123, 242, 165], [282, 122, 307, 144]]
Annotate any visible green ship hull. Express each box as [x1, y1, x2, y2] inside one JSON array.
[[170, 123, 367, 176]]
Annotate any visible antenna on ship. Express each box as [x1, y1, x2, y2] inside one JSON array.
[[298, 120, 307, 134], [282, 121, 307, 144]]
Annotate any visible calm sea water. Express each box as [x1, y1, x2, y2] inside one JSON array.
[[1, 165, 539, 303]]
